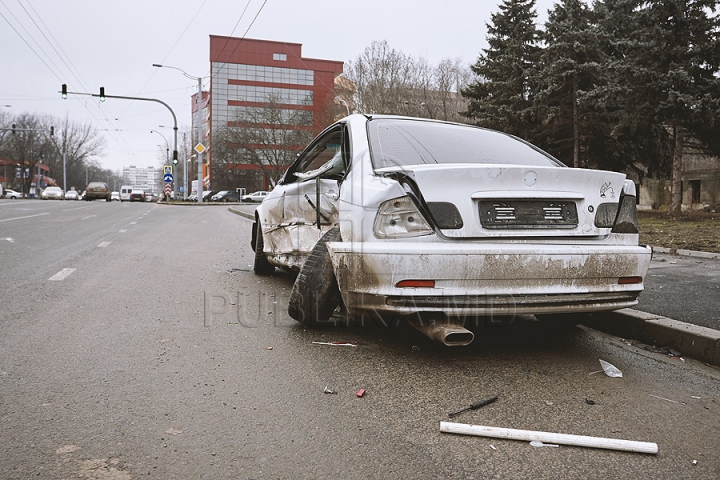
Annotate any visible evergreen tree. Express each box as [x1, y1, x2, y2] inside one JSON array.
[[610, 0, 720, 210], [643, 1, 720, 211], [462, 0, 543, 139], [590, 0, 674, 180], [537, 0, 602, 168]]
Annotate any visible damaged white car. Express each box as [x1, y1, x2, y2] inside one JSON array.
[[252, 115, 652, 346]]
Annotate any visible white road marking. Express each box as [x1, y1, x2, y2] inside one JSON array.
[[130, 221, 137, 224], [80, 215, 97, 220], [119, 229, 127, 233], [63, 205, 94, 212], [1, 237, 14, 243], [98, 241, 111, 248], [49, 268, 76, 281], [0, 212, 49, 223]]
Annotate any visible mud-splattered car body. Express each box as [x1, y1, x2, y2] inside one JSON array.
[[253, 115, 652, 344]]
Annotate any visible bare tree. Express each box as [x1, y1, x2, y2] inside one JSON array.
[[344, 40, 471, 121], [1, 113, 105, 193], [213, 95, 315, 189]]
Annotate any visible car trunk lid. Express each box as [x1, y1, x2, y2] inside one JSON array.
[[376, 164, 627, 238]]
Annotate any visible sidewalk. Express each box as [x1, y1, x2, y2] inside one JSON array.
[[229, 206, 720, 365]]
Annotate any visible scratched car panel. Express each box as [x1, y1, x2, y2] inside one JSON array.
[[252, 115, 652, 346]]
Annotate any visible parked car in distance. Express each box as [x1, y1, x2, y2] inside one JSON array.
[[85, 182, 111, 201], [129, 188, 146, 202], [41, 186, 64, 200], [64, 190, 80, 200], [252, 114, 652, 346], [211, 190, 240, 202], [145, 191, 155, 202], [111, 191, 120, 201], [4, 189, 22, 199], [241, 191, 269, 203]]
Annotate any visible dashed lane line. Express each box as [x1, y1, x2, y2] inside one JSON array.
[[49, 268, 76, 281], [98, 241, 111, 248], [0, 212, 49, 223]]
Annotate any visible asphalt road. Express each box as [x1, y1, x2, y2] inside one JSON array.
[[636, 252, 720, 330], [1, 200, 719, 479]]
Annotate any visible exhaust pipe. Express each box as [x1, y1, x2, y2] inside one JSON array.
[[407, 316, 474, 346]]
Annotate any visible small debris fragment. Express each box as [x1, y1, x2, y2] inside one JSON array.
[[692, 460, 698, 466], [411, 345, 420, 352], [545, 400, 554, 406], [356, 389, 366, 398], [489, 445, 497, 451], [264, 346, 273, 350], [585, 398, 596, 405], [312, 341, 357, 347], [530, 441, 559, 448], [599, 359, 623, 378], [323, 386, 337, 394], [165, 428, 183, 435], [650, 394, 685, 405], [448, 396, 499, 417]]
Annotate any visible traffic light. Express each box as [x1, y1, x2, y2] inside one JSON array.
[[11, 123, 16, 134], [50, 126, 54, 136], [99, 87, 105, 102], [61, 84, 67, 99], [172, 150, 178, 165]]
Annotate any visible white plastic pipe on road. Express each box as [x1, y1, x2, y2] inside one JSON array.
[[440, 422, 658, 455]]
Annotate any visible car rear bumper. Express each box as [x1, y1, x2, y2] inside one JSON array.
[[326, 242, 652, 317]]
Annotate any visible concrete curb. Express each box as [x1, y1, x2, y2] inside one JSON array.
[[651, 245, 720, 260], [585, 309, 720, 366], [228, 206, 255, 220]]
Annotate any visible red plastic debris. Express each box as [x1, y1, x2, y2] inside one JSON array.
[[356, 389, 366, 398]]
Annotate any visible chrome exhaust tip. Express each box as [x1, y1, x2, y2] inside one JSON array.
[[407, 316, 474, 346]]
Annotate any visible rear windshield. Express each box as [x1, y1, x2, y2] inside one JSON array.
[[367, 118, 563, 169]]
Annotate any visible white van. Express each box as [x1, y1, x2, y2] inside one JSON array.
[[119, 185, 133, 202]]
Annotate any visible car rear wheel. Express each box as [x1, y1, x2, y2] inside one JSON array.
[[288, 227, 343, 327], [253, 221, 275, 276]]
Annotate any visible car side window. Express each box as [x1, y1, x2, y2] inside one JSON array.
[[283, 125, 348, 184]]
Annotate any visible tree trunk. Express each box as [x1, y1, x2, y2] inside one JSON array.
[[670, 124, 683, 213], [572, 72, 580, 169]]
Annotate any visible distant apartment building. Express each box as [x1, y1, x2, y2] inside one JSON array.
[[122, 165, 159, 193], [207, 36, 343, 192]]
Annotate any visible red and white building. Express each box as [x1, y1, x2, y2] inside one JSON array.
[[206, 36, 344, 191]]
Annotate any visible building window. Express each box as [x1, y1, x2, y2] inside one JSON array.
[[273, 53, 287, 61]]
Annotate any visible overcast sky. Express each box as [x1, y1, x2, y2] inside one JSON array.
[[1, 0, 560, 174]]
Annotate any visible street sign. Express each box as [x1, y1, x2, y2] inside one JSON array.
[[163, 165, 173, 175], [163, 173, 173, 183], [194, 143, 206, 154]]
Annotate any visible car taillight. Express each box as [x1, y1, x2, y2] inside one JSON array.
[[612, 180, 639, 234], [374, 196, 434, 239], [593, 180, 639, 233]]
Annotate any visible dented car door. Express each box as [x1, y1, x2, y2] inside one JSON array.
[[261, 124, 348, 269]]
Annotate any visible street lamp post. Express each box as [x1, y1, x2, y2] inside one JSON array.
[[153, 64, 205, 203], [151, 129, 170, 162]]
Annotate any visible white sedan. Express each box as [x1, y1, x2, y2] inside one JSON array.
[[252, 115, 652, 346], [41, 186, 64, 200], [241, 191, 269, 203], [4, 189, 22, 199], [64, 190, 80, 200]]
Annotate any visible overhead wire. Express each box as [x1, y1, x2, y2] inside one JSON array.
[[3, 0, 132, 162]]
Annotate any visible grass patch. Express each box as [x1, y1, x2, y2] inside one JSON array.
[[639, 211, 720, 253]]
